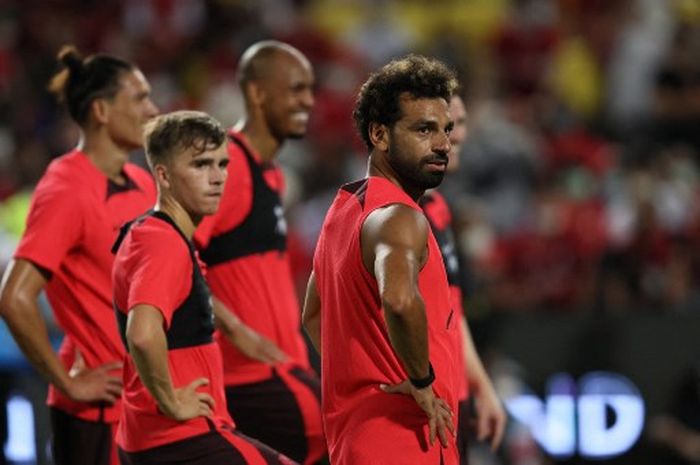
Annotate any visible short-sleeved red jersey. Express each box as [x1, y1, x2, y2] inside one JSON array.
[[195, 131, 309, 385], [112, 212, 234, 452], [14, 149, 156, 423], [420, 190, 468, 400], [313, 177, 461, 465]]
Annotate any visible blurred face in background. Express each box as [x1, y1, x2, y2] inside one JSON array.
[[258, 52, 315, 140], [446, 95, 467, 174], [104, 69, 159, 150]]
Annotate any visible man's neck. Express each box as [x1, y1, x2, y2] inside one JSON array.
[[235, 118, 282, 163], [80, 131, 130, 184], [155, 197, 199, 240], [367, 155, 424, 202]]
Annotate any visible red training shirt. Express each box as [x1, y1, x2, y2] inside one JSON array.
[[15, 149, 156, 423], [112, 213, 233, 452], [313, 177, 461, 465], [195, 131, 309, 386]]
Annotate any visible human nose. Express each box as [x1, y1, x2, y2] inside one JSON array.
[[145, 99, 159, 118], [433, 131, 450, 155], [300, 89, 314, 109], [211, 164, 227, 184]]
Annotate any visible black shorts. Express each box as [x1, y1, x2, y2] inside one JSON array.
[[50, 407, 115, 465], [118, 428, 296, 465], [225, 366, 325, 465]]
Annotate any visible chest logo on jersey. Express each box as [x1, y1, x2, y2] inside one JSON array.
[[274, 205, 287, 237]]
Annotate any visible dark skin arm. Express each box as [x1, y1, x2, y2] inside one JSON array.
[[361, 204, 454, 447], [0, 259, 122, 403], [302, 271, 321, 354]]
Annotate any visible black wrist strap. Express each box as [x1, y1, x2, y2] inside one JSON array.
[[409, 362, 435, 389]]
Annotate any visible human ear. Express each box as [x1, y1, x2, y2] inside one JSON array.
[[154, 164, 170, 190], [91, 98, 111, 125], [368, 122, 389, 152]]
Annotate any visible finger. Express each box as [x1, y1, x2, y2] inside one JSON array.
[[436, 399, 454, 417], [99, 392, 118, 404], [491, 416, 506, 451], [440, 408, 456, 436], [437, 417, 450, 448], [105, 384, 123, 398], [199, 403, 213, 417], [197, 393, 215, 409], [188, 377, 210, 390], [428, 414, 437, 446], [379, 381, 410, 394], [106, 376, 124, 388], [477, 408, 491, 441], [98, 361, 124, 372]]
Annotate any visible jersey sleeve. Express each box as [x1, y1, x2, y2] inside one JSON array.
[[14, 179, 84, 274], [125, 227, 192, 328]]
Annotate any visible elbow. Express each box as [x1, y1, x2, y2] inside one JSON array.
[[301, 308, 314, 332], [0, 287, 29, 320], [381, 291, 423, 318], [126, 322, 159, 355]]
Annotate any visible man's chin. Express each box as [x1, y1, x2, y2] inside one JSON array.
[[286, 131, 307, 140]]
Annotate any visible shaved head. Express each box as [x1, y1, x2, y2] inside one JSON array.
[[236, 40, 315, 141], [238, 40, 311, 89]]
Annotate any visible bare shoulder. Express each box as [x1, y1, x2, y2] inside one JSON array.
[[361, 203, 429, 254]]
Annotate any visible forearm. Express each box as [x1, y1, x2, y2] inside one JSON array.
[[461, 316, 492, 393], [128, 327, 177, 415], [384, 293, 430, 379], [1, 297, 72, 394], [211, 297, 241, 338]]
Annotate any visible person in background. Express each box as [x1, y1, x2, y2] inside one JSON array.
[[195, 40, 325, 464], [112, 110, 296, 465], [418, 93, 506, 463], [0, 45, 159, 465]]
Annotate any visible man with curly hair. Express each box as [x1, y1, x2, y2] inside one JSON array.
[[303, 55, 461, 465]]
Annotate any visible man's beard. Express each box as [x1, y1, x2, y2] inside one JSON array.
[[390, 153, 446, 191]]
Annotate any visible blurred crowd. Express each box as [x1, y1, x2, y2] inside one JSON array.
[[1, 0, 700, 317]]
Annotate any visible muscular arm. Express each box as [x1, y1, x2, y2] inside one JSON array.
[[126, 304, 213, 420], [365, 204, 454, 447], [302, 271, 321, 354], [362, 204, 430, 380], [0, 259, 121, 403]]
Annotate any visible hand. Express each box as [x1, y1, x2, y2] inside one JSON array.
[[230, 324, 287, 364], [381, 380, 455, 448], [65, 350, 123, 404], [472, 381, 507, 450], [162, 378, 215, 421]]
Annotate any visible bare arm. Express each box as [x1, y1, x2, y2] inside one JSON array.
[[362, 204, 430, 379], [302, 271, 321, 354], [461, 316, 506, 450], [0, 258, 122, 403], [363, 204, 454, 447], [212, 297, 287, 364], [126, 304, 214, 421]]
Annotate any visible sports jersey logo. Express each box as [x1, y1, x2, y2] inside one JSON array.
[[274, 205, 287, 237], [441, 241, 459, 274]]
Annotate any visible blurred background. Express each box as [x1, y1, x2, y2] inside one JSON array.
[[0, 0, 699, 464]]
